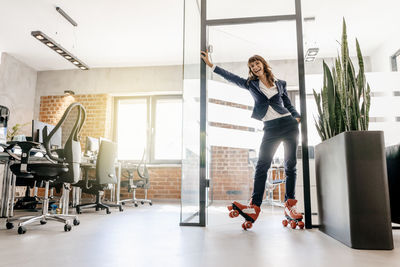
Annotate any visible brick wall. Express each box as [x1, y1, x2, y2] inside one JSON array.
[[119, 167, 181, 200], [210, 146, 253, 200], [39, 94, 112, 150]]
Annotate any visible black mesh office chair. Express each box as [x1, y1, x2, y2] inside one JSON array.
[[75, 139, 123, 214], [386, 144, 400, 224], [4, 102, 86, 234]]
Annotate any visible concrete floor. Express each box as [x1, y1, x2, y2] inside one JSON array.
[[0, 201, 399, 267]]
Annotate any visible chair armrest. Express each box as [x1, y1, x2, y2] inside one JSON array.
[[4, 141, 41, 161]]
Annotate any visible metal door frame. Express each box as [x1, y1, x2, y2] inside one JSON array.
[[182, 0, 313, 229]]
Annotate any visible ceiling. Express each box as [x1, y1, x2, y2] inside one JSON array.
[[0, 0, 398, 71]]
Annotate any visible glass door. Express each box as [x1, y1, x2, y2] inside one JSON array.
[[181, 0, 312, 228]]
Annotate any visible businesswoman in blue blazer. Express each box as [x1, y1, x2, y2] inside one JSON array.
[[201, 51, 304, 229]]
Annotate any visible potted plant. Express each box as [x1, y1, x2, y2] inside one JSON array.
[[7, 122, 29, 141], [313, 19, 393, 250]]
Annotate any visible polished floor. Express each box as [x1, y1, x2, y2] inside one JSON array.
[[0, 201, 399, 267]]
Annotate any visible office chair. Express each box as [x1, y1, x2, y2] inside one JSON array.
[[386, 144, 400, 224], [4, 102, 86, 234], [248, 149, 286, 207], [75, 139, 123, 214], [120, 151, 152, 207]]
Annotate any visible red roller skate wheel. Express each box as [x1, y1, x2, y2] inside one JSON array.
[[298, 221, 305, 229], [282, 219, 288, 227], [229, 210, 239, 218], [290, 220, 297, 229], [244, 221, 252, 229], [242, 222, 247, 230]]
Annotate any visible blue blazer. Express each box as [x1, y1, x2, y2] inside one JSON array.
[[213, 66, 301, 121]]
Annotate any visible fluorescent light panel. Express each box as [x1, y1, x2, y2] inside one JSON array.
[[31, 31, 89, 70]]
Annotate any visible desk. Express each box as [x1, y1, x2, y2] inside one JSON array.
[[72, 162, 122, 206], [0, 153, 12, 218]]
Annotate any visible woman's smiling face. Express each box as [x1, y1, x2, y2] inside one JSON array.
[[248, 60, 264, 77]]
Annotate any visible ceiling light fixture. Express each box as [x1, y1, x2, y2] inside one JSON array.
[[31, 31, 89, 70], [305, 48, 319, 62], [56, 7, 78, 27], [64, 90, 75, 96]]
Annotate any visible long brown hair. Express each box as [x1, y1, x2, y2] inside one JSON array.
[[247, 55, 275, 86]]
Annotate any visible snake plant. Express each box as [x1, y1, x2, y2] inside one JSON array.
[[313, 18, 371, 141]]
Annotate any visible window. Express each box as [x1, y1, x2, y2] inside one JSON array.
[[391, 49, 400, 71], [115, 95, 183, 163]]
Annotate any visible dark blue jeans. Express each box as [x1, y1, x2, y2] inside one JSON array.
[[251, 116, 299, 207]]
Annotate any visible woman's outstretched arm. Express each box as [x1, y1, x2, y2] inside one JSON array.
[[201, 50, 249, 90]]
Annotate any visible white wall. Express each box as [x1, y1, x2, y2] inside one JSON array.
[[34, 65, 183, 118], [0, 53, 37, 136]]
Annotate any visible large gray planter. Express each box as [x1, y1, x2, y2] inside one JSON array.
[[315, 131, 393, 250]]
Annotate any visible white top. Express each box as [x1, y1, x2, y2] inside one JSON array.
[[211, 65, 291, 121], [258, 81, 290, 121]]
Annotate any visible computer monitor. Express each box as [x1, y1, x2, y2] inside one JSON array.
[[32, 120, 62, 148], [85, 136, 99, 156], [0, 105, 9, 144]]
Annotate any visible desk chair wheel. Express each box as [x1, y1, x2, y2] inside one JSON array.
[[64, 224, 72, 232], [6, 222, 14, 229], [106, 209, 111, 214], [149, 202, 153, 206], [121, 202, 126, 205], [18, 226, 27, 234], [119, 206, 123, 212], [73, 219, 80, 226], [40, 220, 47, 225], [134, 203, 138, 207], [141, 201, 144, 205]]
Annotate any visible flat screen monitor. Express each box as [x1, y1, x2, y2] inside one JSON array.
[[32, 120, 62, 148], [85, 136, 99, 156]]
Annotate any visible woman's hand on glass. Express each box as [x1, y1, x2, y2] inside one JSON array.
[[200, 50, 213, 68]]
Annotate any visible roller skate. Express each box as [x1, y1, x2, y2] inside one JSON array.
[[282, 199, 304, 229], [227, 201, 260, 230]]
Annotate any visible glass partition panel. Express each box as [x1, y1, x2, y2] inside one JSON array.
[[154, 98, 183, 160], [180, 0, 201, 225]]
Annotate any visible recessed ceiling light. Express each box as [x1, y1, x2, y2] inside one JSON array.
[[64, 90, 75, 96], [31, 31, 89, 70], [306, 47, 319, 57]]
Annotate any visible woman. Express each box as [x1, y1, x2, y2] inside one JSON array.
[[201, 51, 303, 227]]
